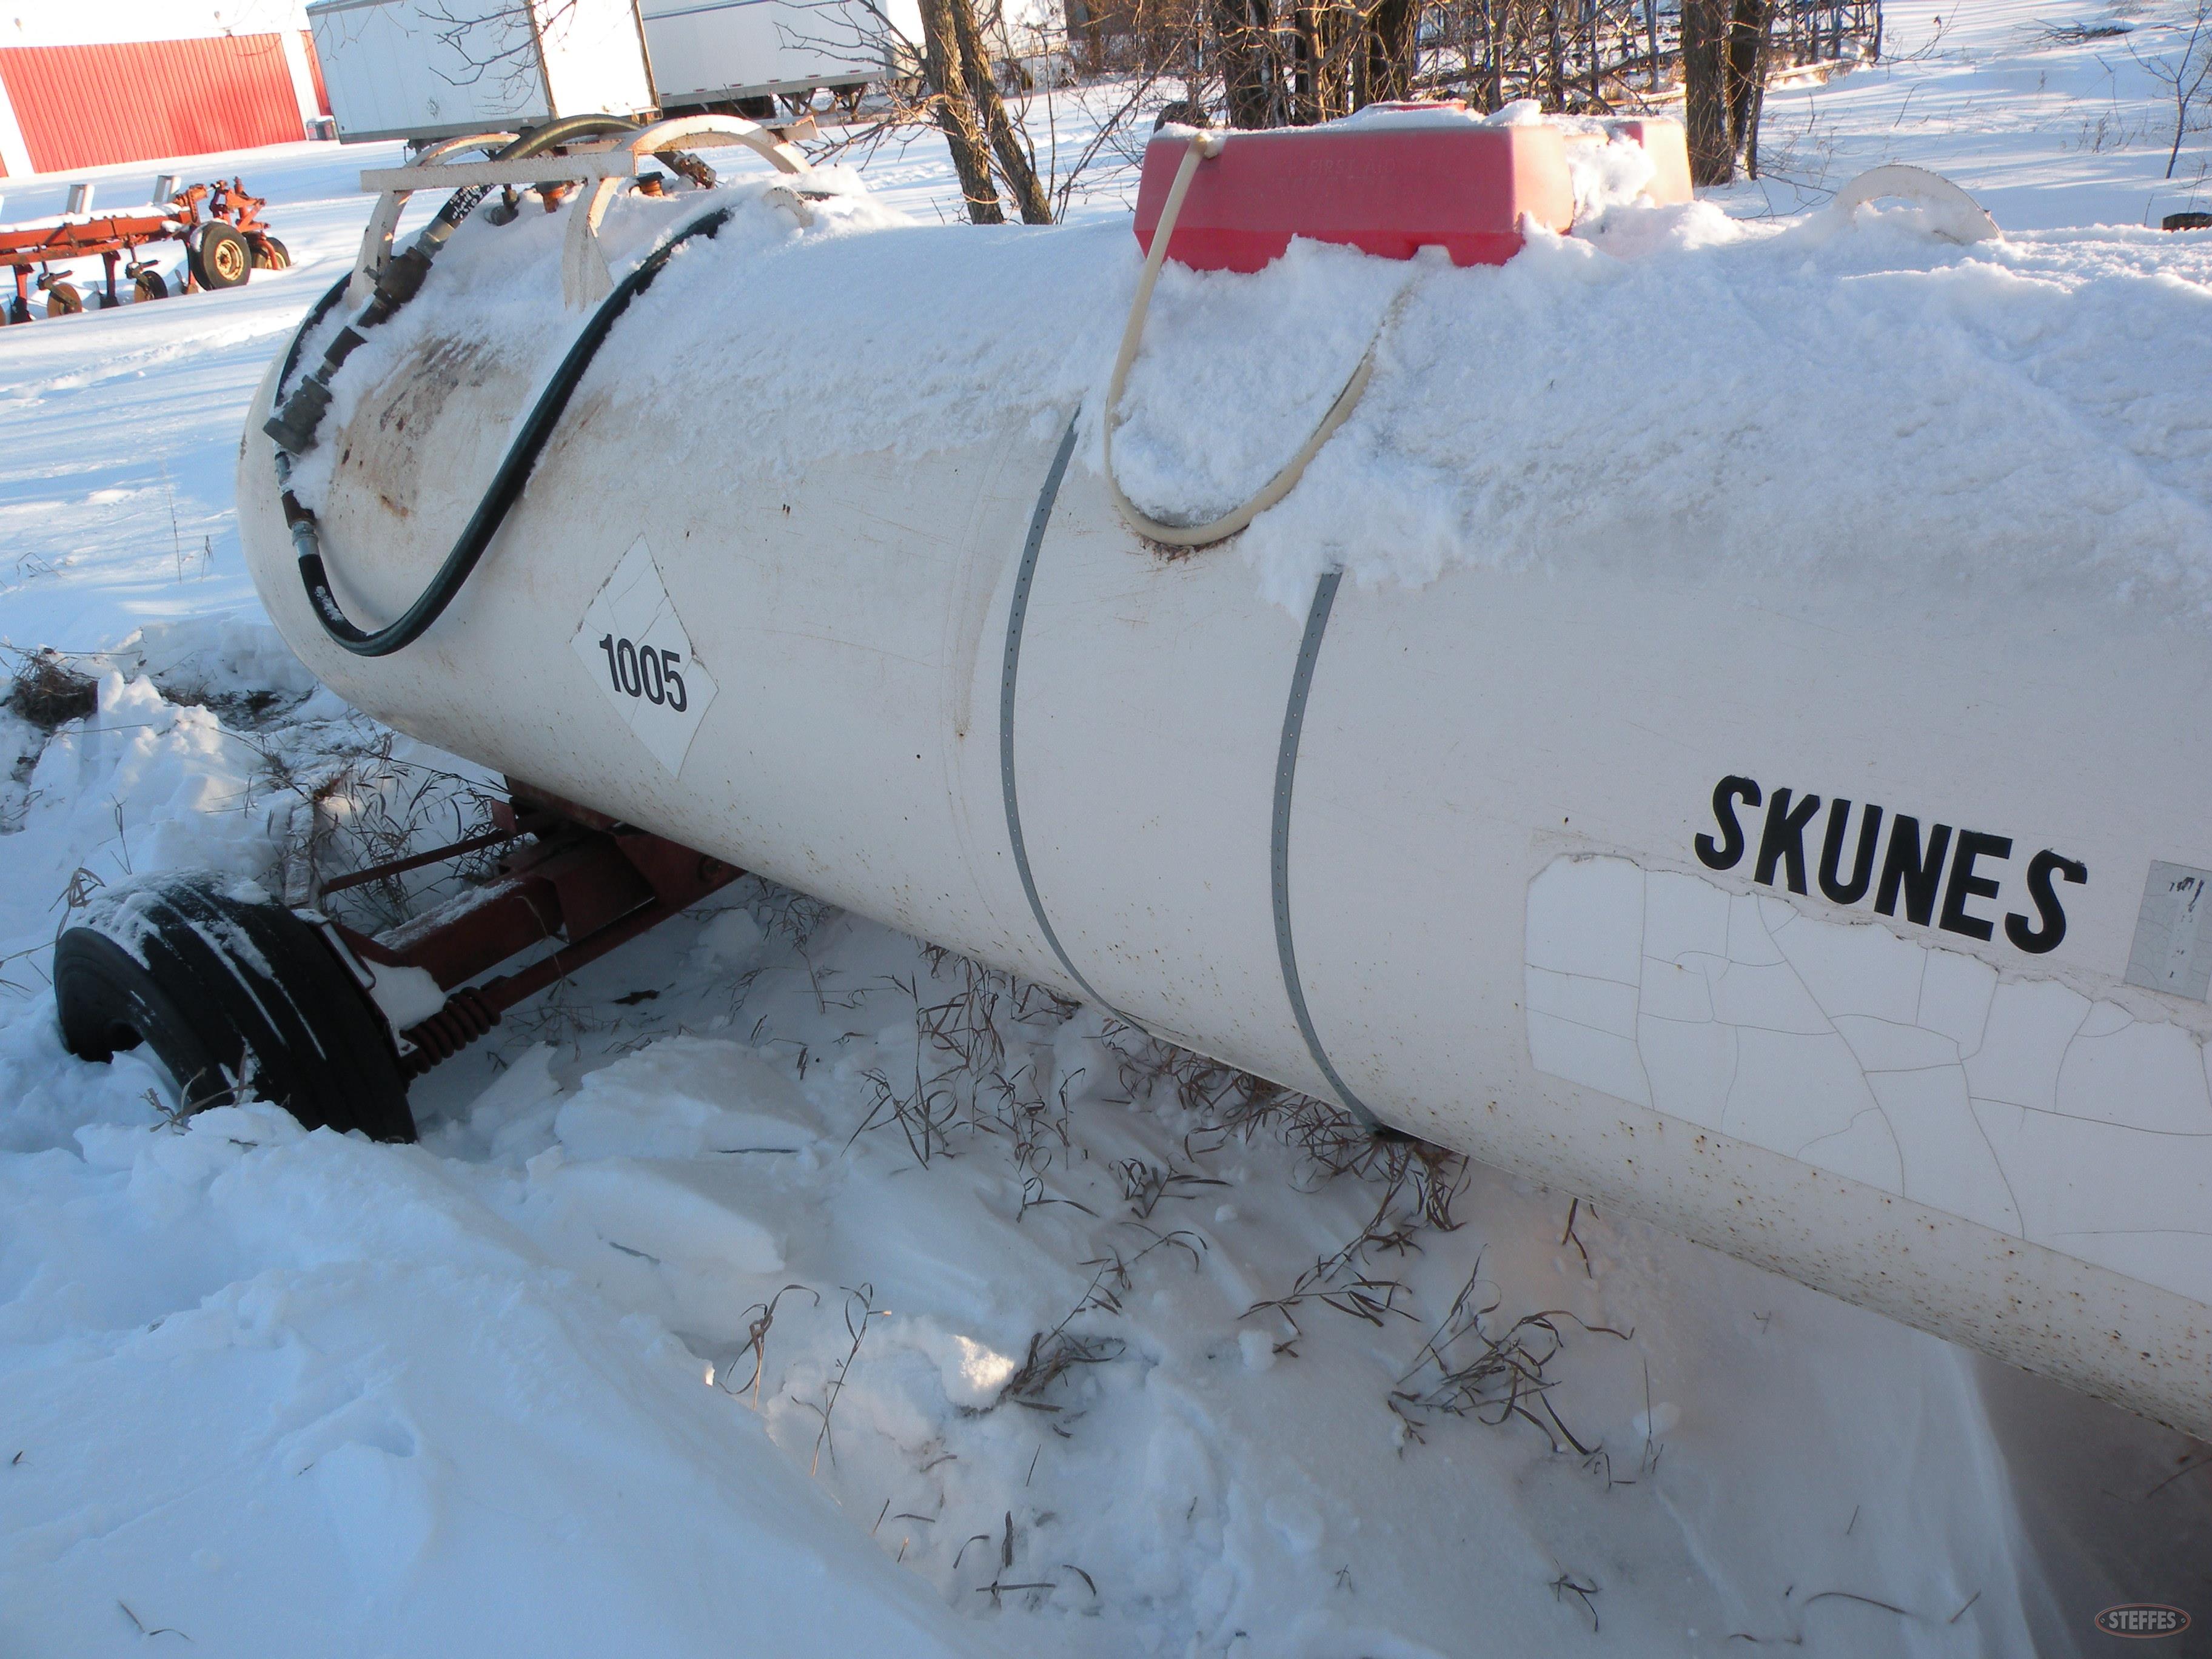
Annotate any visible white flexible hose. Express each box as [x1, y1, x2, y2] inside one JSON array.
[[1104, 130, 1398, 550], [1823, 164, 2002, 244]]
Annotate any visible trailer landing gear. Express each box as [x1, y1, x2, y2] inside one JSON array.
[[53, 788, 737, 1140]]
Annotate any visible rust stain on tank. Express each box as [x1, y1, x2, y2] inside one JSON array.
[[340, 337, 504, 525]]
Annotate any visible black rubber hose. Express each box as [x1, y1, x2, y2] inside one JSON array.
[[264, 112, 668, 658], [266, 116, 644, 454], [275, 272, 354, 405], [289, 202, 736, 659]]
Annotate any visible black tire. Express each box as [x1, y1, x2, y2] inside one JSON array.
[[43, 281, 81, 316], [134, 269, 169, 303], [189, 223, 252, 290], [55, 873, 416, 1141], [249, 233, 290, 270]]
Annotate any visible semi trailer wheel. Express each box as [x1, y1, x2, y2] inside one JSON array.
[[54, 873, 416, 1141], [189, 224, 252, 290]]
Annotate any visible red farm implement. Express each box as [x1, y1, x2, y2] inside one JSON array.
[[0, 178, 289, 323]]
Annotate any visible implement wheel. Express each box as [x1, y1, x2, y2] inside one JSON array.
[[42, 281, 80, 316], [189, 223, 252, 290], [133, 269, 169, 303], [249, 233, 290, 270], [54, 873, 416, 1141]]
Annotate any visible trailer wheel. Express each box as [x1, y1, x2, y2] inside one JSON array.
[[133, 270, 169, 303], [43, 281, 81, 316], [190, 224, 252, 290], [249, 233, 291, 270], [54, 873, 417, 1142]]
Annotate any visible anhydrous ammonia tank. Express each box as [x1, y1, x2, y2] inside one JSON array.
[[233, 112, 2212, 1437]]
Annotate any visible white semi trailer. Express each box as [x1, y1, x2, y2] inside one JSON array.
[[308, 0, 918, 144], [641, 0, 922, 115], [307, 0, 659, 144]]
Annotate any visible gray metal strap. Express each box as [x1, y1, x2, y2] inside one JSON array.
[[1272, 569, 1378, 1125], [999, 417, 1119, 1015]]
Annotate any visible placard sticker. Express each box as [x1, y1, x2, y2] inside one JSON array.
[[571, 538, 718, 775]]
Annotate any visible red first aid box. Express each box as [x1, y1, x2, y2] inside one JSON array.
[[1132, 116, 1575, 273]]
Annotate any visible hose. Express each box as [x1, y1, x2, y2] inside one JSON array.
[[266, 115, 643, 455], [1103, 129, 1402, 551], [283, 199, 736, 657], [261, 112, 726, 659], [274, 270, 355, 407]]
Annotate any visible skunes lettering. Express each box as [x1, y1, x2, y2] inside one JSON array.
[[1695, 776, 2086, 954]]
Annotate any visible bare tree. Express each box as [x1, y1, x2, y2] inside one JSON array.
[[1683, 0, 1774, 185], [948, 0, 1055, 220], [1725, 0, 1773, 176], [915, 0, 1008, 220], [1681, 0, 1733, 183], [2131, 0, 2212, 179], [810, 0, 1876, 219]]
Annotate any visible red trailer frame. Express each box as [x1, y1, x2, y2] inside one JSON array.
[[0, 178, 285, 321]]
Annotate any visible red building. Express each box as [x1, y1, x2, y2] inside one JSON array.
[[0, 3, 330, 179]]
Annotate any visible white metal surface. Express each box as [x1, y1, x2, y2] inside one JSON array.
[[307, 0, 656, 143], [640, 0, 920, 106], [235, 198, 2212, 1441]]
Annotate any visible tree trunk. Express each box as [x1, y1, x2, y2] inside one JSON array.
[[1546, 0, 1566, 110], [1066, 0, 1103, 73], [947, 0, 1054, 223], [1292, 5, 1321, 124], [916, 0, 1004, 222], [1495, 0, 1513, 110], [1215, 0, 1281, 127], [1723, 0, 1771, 164], [1681, 0, 1733, 185], [1358, 0, 1419, 106]]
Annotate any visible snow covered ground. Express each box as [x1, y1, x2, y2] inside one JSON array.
[[4, 3, 2212, 1655]]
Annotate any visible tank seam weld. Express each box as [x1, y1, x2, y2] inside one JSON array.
[[999, 415, 1122, 1018], [1273, 568, 1378, 1127]]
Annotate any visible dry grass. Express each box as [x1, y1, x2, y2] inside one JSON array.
[[776, 907, 1652, 1475], [850, 950, 1081, 1174], [258, 729, 506, 930], [1388, 1262, 1633, 1455], [4, 649, 97, 730], [806, 1284, 882, 1475]]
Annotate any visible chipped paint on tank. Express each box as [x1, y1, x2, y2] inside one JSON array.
[[1526, 855, 2212, 1307]]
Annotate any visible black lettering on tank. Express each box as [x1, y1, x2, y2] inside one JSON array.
[[1754, 788, 1823, 895], [1939, 830, 2013, 942], [2005, 850, 2088, 955], [1695, 776, 1761, 872], [1875, 816, 1954, 927], [1691, 776, 2085, 958], [1817, 799, 1885, 907]]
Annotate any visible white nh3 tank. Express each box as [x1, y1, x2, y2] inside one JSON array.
[[236, 115, 2212, 1438]]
